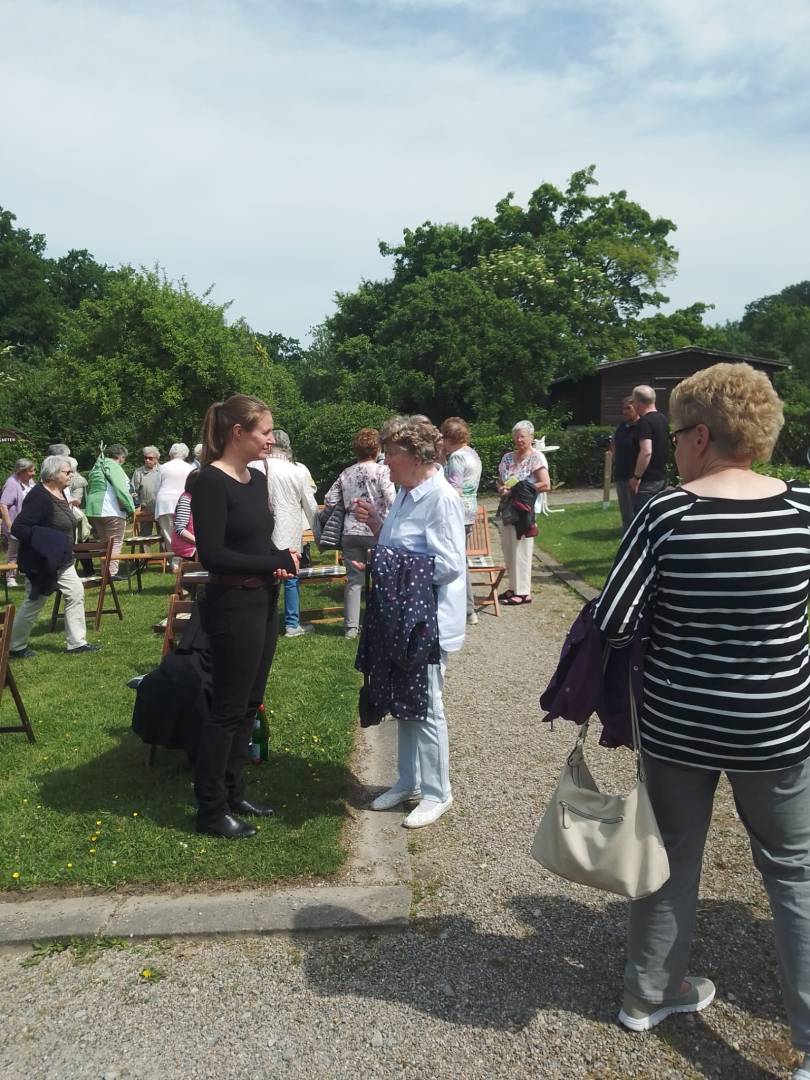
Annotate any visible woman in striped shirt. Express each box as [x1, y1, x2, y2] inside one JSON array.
[[593, 363, 810, 1073]]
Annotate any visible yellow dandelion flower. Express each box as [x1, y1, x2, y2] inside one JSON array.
[[95, 820, 102, 826], [89, 848, 96, 854], [66, 863, 73, 869], [132, 811, 139, 817], [90, 835, 98, 842], [11, 871, 20, 880], [140, 967, 154, 979]]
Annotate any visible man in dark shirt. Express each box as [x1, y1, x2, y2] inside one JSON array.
[[630, 384, 670, 512], [611, 396, 639, 530]]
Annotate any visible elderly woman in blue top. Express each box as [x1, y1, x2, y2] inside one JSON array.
[[354, 415, 467, 829], [593, 363, 810, 1077]]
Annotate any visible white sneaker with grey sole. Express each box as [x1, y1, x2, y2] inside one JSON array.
[[369, 787, 421, 810], [285, 624, 314, 637]]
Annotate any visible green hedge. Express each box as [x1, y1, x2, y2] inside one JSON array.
[[472, 426, 615, 489], [296, 401, 392, 495], [773, 405, 810, 466]]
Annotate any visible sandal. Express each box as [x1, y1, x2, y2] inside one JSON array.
[[504, 594, 532, 605], [498, 589, 516, 602]]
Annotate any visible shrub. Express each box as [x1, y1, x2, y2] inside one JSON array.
[[773, 404, 810, 466], [296, 401, 392, 495]]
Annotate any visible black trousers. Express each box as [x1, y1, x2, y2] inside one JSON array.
[[194, 582, 279, 824]]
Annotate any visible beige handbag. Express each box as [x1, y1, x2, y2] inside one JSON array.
[[530, 692, 670, 900]]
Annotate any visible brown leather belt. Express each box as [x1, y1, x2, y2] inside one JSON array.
[[207, 574, 271, 589]]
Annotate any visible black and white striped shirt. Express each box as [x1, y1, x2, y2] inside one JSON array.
[[594, 482, 810, 771]]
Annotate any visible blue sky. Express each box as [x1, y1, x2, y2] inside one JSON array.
[[2, 0, 809, 341]]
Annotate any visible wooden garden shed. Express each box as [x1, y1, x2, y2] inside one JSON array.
[[547, 347, 789, 427]]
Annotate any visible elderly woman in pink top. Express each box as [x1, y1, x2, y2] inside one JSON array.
[[1, 458, 36, 587], [323, 427, 395, 639]]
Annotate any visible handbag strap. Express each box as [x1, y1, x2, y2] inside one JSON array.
[[568, 645, 646, 781]]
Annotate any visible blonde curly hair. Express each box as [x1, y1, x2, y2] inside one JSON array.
[[669, 362, 784, 461], [380, 415, 443, 464]]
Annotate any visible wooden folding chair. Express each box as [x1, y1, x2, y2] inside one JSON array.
[[173, 560, 206, 598], [467, 506, 506, 617], [0, 606, 35, 743], [0, 561, 17, 604], [161, 594, 195, 658], [51, 537, 123, 632]]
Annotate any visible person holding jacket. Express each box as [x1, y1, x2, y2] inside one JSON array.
[[86, 444, 134, 580], [9, 455, 99, 658], [191, 395, 298, 840], [354, 415, 466, 829], [496, 420, 550, 605], [592, 363, 810, 1078]]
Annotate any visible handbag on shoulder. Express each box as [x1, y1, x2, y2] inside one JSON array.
[[530, 685, 669, 900]]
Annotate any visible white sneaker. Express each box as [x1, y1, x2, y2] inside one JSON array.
[[618, 977, 715, 1032], [467, 611, 478, 625], [794, 1054, 810, 1080], [403, 795, 453, 829], [6, 576, 18, 588], [285, 624, 315, 637], [369, 787, 421, 810], [345, 628, 359, 640]]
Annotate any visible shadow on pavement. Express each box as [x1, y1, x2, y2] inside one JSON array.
[[294, 894, 786, 1078]]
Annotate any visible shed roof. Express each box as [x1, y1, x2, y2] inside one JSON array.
[[551, 346, 789, 386]]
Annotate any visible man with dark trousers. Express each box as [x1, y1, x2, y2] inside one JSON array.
[[629, 384, 669, 513], [611, 396, 639, 530]]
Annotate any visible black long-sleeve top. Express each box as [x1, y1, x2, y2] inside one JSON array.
[[191, 465, 296, 576]]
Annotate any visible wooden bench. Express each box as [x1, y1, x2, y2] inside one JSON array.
[[467, 506, 506, 617], [0, 606, 35, 743]]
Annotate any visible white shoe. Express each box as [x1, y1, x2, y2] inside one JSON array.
[[285, 624, 314, 637], [467, 611, 478, 625], [345, 628, 359, 640], [403, 795, 453, 829], [6, 576, 18, 588], [794, 1054, 810, 1080], [369, 787, 421, 810]]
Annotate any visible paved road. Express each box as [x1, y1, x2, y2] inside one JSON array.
[[0, 524, 799, 1079]]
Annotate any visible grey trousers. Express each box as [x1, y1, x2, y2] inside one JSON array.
[[341, 534, 376, 631], [627, 754, 810, 1049], [616, 481, 635, 531], [633, 478, 667, 514]]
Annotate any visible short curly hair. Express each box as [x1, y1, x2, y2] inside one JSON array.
[[440, 417, 470, 445], [352, 427, 380, 461], [669, 362, 784, 461], [380, 415, 443, 464]]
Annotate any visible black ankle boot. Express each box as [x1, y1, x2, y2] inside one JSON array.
[[196, 814, 257, 839], [229, 798, 274, 818]]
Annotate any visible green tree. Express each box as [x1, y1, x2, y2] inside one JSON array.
[[316, 167, 710, 423], [40, 268, 302, 461], [0, 207, 63, 350]]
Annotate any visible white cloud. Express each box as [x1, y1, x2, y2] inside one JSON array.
[[0, 0, 808, 341]]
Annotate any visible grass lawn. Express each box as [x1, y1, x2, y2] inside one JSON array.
[[1, 564, 360, 893], [535, 501, 623, 590]]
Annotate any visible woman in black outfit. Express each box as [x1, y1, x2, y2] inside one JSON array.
[[192, 395, 299, 839]]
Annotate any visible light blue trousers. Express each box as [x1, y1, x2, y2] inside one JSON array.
[[627, 754, 810, 1049], [395, 650, 451, 803]]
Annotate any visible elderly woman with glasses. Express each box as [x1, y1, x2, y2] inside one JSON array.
[[496, 420, 550, 605], [592, 364, 810, 1076], [8, 455, 100, 659], [353, 415, 467, 829]]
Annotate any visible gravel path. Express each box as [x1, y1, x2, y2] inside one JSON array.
[[0, 521, 799, 1079]]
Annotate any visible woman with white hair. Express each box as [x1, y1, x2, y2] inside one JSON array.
[[9, 456, 99, 658], [495, 420, 550, 605], [154, 442, 194, 565], [1, 457, 36, 587]]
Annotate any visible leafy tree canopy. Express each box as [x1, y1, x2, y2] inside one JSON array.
[[317, 167, 717, 425]]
